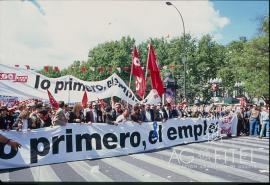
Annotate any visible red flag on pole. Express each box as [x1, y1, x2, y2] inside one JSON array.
[[147, 44, 164, 97], [98, 67, 104, 73], [109, 67, 113, 73], [44, 66, 49, 72], [47, 90, 59, 109], [131, 47, 146, 98], [82, 91, 88, 108], [54, 66, 59, 72], [81, 66, 86, 73]]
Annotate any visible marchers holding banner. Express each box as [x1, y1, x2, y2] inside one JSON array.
[[0, 117, 237, 170], [0, 64, 141, 105]]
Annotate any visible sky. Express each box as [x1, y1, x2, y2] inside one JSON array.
[[0, 0, 268, 70]]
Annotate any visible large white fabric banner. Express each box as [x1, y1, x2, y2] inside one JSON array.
[[0, 64, 142, 105], [0, 117, 237, 170]]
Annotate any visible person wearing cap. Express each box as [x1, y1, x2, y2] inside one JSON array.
[[0, 106, 14, 130], [53, 101, 68, 126]]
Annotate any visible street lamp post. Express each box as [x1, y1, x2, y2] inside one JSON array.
[[209, 78, 222, 97], [166, 1, 186, 102], [234, 81, 244, 97]]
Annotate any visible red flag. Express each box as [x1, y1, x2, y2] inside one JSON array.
[[147, 44, 164, 96], [47, 90, 59, 109], [54, 66, 59, 72], [109, 67, 113, 73], [44, 66, 49, 72], [98, 67, 104, 73], [131, 47, 146, 98], [81, 66, 86, 73], [82, 91, 88, 108]]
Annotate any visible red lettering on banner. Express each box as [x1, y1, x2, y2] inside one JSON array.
[[0, 73, 16, 80], [14, 76, 28, 83]]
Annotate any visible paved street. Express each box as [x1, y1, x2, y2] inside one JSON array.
[[0, 136, 269, 182]]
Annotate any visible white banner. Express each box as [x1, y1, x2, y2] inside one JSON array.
[[0, 117, 237, 170], [141, 89, 161, 105], [219, 113, 238, 136], [0, 64, 141, 105]]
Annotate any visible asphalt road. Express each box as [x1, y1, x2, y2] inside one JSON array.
[[0, 136, 269, 182]]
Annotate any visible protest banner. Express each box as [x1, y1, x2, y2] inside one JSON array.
[[0, 117, 239, 170]]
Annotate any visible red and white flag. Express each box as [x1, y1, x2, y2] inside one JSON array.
[[82, 90, 88, 108], [240, 97, 246, 108], [147, 44, 164, 97], [131, 47, 146, 98], [47, 90, 59, 109]]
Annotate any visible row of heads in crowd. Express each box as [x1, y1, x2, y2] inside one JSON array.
[[0, 98, 268, 118], [0, 98, 269, 131]]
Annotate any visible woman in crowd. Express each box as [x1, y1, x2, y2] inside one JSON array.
[[69, 103, 85, 123], [130, 105, 143, 124], [249, 105, 260, 136]]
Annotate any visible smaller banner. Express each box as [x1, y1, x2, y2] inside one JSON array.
[[0, 95, 18, 108]]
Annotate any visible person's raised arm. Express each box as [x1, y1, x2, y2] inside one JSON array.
[[0, 134, 21, 150]]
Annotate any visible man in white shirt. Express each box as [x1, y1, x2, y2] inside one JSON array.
[[115, 109, 129, 124]]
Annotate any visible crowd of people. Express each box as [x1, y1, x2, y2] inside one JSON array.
[[0, 97, 269, 138]]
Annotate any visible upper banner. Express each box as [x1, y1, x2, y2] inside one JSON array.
[[0, 64, 142, 105], [0, 117, 237, 170]]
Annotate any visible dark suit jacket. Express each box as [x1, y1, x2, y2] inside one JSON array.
[[141, 110, 155, 122], [85, 109, 103, 123], [171, 109, 179, 118], [111, 109, 123, 121], [131, 112, 143, 123], [0, 115, 14, 130], [53, 108, 68, 126], [69, 111, 84, 123], [155, 109, 168, 121]]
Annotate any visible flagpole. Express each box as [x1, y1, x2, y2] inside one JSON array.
[[143, 44, 151, 100], [68, 88, 70, 105], [128, 65, 133, 89], [128, 48, 135, 89]]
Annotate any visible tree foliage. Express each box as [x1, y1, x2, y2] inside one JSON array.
[[39, 15, 269, 103]]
